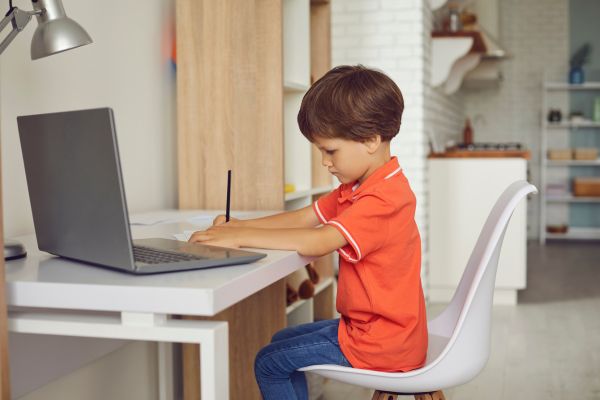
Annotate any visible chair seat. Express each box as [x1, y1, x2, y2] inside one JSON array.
[[299, 333, 451, 394]]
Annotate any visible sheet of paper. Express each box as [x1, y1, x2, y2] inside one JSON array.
[[129, 215, 177, 226], [173, 230, 198, 242], [130, 212, 215, 226]]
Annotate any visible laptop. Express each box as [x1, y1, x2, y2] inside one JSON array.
[[17, 107, 266, 274]]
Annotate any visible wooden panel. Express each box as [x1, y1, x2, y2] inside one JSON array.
[[182, 280, 286, 400], [0, 144, 11, 399], [313, 282, 334, 321], [176, 0, 284, 211], [310, 2, 331, 84], [310, 2, 333, 187], [312, 254, 334, 280]]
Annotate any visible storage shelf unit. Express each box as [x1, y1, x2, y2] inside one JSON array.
[[283, 0, 333, 211], [282, 0, 336, 337], [539, 82, 600, 243], [176, 1, 334, 397], [286, 277, 335, 316]]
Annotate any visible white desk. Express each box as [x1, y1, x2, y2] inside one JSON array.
[[4, 210, 311, 400]]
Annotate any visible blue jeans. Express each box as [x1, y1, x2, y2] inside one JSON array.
[[254, 318, 352, 400]]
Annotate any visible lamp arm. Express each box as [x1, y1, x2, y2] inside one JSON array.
[[0, 7, 41, 55]]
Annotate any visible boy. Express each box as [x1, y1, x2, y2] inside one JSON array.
[[189, 65, 427, 399]]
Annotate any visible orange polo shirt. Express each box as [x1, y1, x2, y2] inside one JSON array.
[[312, 157, 427, 372]]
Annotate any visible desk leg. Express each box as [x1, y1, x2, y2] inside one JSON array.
[[183, 279, 286, 400], [0, 258, 10, 400], [8, 310, 229, 400], [158, 343, 174, 400]]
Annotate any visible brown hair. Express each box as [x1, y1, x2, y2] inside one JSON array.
[[297, 65, 404, 143]]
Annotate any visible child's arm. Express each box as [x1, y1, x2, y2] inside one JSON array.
[[188, 224, 347, 258], [214, 205, 320, 229]]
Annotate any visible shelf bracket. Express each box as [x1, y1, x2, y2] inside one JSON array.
[[431, 37, 475, 91]]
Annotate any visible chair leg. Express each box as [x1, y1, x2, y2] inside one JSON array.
[[414, 394, 432, 400], [431, 391, 446, 400], [414, 391, 445, 400], [372, 391, 398, 400]]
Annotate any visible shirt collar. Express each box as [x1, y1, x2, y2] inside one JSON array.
[[338, 157, 402, 203]]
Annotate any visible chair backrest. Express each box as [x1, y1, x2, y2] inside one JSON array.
[[424, 181, 537, 385]]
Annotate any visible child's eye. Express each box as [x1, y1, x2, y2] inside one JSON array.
[[325, 150, 336, 155]]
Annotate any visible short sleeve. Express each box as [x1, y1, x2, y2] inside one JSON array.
[[312, 185, 342, 224], [327, 193, 396, 263]]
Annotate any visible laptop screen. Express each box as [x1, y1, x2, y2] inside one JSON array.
[[18, 108, 136, 269]]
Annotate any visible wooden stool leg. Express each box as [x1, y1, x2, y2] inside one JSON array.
[[372, 392, 398, 400], [431, 390, 446, 400], [414, 394, 433, 400], [415, 391, 445, 400]]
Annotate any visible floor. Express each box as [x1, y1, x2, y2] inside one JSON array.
[[318, 241, 600, 399]]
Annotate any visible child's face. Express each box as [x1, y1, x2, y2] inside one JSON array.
[[313, 136, 374, 184]]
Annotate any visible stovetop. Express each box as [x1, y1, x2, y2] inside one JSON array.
[[455, 142, 523, 151]]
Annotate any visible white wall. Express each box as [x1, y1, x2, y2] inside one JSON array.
[[1, 0, 177, 237], [331, 0, 468, 298], [1, 1, 176, 398], [463, 0, 570, 238]]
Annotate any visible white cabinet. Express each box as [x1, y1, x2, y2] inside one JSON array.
[[428, 158, 528, 305]]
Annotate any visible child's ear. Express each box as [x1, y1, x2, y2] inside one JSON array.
[[364, 134, 382, 154]]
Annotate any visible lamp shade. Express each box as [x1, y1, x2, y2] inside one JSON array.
[[30, 0, 92, 60]]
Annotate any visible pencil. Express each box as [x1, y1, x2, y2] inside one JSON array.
[[226, 170, 231, 222]]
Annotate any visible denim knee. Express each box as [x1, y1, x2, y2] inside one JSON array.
[[270, 329, 287, 343], [254, 345, 272, 378]]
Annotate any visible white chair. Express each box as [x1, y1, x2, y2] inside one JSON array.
[[300, 180, 538, 400]]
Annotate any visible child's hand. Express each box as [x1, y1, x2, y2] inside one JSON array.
[[188, 225, 244, 248], [212, 215, 240, 226]]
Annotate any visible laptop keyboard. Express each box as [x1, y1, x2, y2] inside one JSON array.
[[133, 245, 205, 265]]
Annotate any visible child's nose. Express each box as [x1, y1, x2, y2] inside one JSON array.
[[321, 156, 333, 167]]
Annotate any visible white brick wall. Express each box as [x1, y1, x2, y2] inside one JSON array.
[[332, 0, 467, 297], [463, 0, 570, 239]]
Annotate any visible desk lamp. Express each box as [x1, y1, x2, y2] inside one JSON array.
[[0, 0, 92, 259]]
